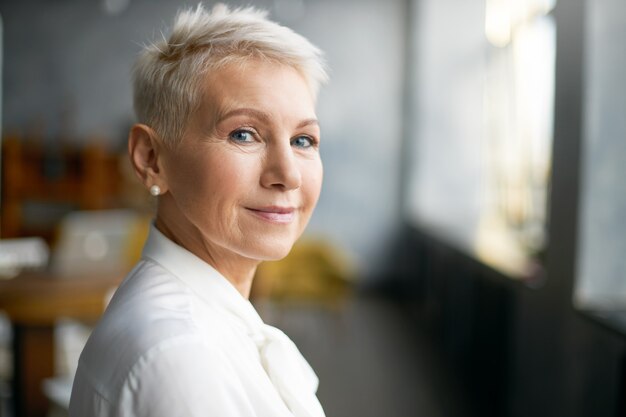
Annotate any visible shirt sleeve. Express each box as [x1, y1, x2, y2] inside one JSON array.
[[115, 335, 258, 417]]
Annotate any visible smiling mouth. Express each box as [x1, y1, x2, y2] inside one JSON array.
[[246, 206, 296, 223]]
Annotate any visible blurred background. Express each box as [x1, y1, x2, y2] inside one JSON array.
[[0, 0, 625, 416]]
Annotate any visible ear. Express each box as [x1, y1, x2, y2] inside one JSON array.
[[128, 124, 169, 194]]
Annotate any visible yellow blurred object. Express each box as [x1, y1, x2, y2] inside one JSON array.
[[251, 237, 355, 304]]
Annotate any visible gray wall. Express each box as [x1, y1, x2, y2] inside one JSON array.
[[0, 0, 407, 280], [406, 0, 485, 251]]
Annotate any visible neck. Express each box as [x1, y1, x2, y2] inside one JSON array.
[[154, 214, 259, 299]]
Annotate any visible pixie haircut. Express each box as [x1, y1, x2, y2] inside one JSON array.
[[132, 3, 328, 146]]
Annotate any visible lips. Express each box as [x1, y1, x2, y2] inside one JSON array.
[[246, 206, 296, 223]]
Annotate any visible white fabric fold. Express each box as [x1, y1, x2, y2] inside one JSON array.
[[256, 325, 325, 417]]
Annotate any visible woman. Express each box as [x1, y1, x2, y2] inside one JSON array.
[[69, 4, 327, 417]]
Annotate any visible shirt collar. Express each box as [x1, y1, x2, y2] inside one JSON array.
[[141, 223, 264, 332], [141, 224, 323, 416]]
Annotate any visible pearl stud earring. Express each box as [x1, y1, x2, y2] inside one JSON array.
[[149, 185, 161, 196]]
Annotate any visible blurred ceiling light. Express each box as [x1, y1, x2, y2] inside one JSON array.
[[485, 0, 556, 47], [101, 0, 130, 16]]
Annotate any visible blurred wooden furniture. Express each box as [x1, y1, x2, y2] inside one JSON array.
[[1, 135, 123, 242], [0, 271, 124, 417]]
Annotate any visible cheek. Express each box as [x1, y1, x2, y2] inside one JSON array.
[[302, 159, 323, 206], [165, 150, 226, 210]]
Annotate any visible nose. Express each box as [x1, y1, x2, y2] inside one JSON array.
[[260, 141, 302, 190]]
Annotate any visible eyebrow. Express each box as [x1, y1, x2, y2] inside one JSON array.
[[297, 118, 320, 129], [217, 108, 319, 129]]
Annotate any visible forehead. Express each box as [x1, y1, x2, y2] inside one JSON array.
[[198, 59, 316, 120]]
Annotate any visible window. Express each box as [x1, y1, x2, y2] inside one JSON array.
[[575, 0, 626, 312], [406, 0, 556, 279]]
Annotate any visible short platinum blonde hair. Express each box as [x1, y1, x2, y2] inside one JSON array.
[[132, 3, 328, 146]]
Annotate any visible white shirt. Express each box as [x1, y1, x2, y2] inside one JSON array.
[[69, 225, 325, 417]]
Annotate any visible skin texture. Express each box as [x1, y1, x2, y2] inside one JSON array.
[[129, 59, 323, 298]]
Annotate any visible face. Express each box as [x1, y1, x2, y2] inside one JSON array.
[[157, 59, 323, 263]]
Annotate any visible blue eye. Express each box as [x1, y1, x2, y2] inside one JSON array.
[[230, 130, 254, 143], [292, 136, 314, 149]]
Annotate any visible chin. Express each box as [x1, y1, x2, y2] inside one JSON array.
[[245, 238, 296, 262], [257, 247, 294, 262]]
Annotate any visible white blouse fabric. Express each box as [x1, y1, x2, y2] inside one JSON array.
[[68, 225, 325, 417]]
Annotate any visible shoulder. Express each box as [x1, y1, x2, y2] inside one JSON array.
[[94, 258, 199, 345], [74, 259, 213, 401], [71, 333, 257, 417]]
